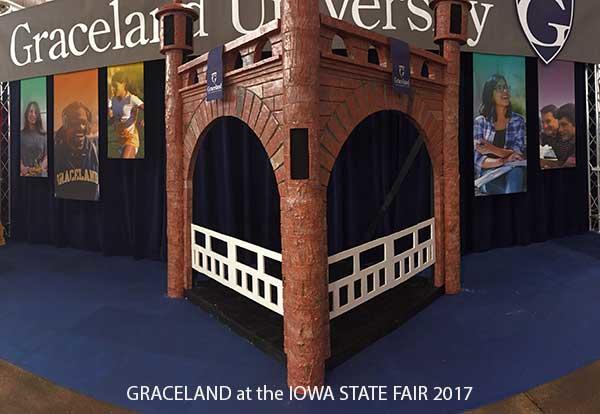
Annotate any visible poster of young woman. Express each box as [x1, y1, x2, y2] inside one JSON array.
[[20, 77, 48, 178], [538, 61, 576, 170], [473, 54, 527, 197], [53, 70, 100, 201], [107, 63, 145, 159]]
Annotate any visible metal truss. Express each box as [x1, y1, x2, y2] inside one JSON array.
[[0, 82, 10, 238], [586, 65, 600, 233]]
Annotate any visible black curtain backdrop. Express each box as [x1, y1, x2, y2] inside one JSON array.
[[460, 54, 589, 253], [192, 111, 431, 258], [327, 110, 432, 256], [193, 117, 281, 253], [9, 54, 589, 260], [10, 60, 167, 260]]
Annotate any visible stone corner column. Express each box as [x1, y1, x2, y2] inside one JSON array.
[[430, 0, 470, 295], [281, 0, 331, 387], [157, 1, 198, 299]]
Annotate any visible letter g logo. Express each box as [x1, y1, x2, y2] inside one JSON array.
[[516, 0, 574, 64]]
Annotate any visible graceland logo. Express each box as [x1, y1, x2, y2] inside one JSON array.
[[516, 0, 574, 64], [56, 168, 99, 186]]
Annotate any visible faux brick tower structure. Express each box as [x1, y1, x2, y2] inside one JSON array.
[[280, 0, 330, 387], [164, 0, 468, 388], [157, 1, 198, 298], [431, 0, 471, 294]]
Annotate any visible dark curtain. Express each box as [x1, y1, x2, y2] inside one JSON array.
[[193, 111, 431, 258], [193, 117, 281, 252], [10, 60, 167, 260], [9, 54, 589, 260], [327, 110, 432, 256], [460, 54, 589, 253]]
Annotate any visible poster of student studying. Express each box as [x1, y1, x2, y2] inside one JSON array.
[[473, 53, 527, 197], [538, 61, 576, 170]]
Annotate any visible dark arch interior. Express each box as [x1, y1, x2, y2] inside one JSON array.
[[327, 110, 433, 256], [261, 40, 273, 60], [193, 117, 281, 252]]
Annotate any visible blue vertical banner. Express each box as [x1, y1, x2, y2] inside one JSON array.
[[390, 38, 411, 94], [206, 45, 224, 101]]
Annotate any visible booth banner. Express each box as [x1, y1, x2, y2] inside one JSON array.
[[108, 62, 145, 159], [54, 69, 100, 201], [390, 38, 410, 94], [20, 77, 48, 178], [206, 46, 224, 102], [538, 61, 576, 170], [1, 0, 599, 82], [473, 53, 527, 197]]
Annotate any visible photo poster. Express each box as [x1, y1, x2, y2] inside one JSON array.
[[538, 61, 576, 170], [20, 77, 48, 178], [107, 62, 145, 159], [53, 69, 100, 201], [473, 53, 527, 197]]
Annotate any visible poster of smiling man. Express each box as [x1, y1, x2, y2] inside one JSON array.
[[54, 70, 100, 201], [538, 61, 576, 170], [108, 63, 145, 159], [473, 53, 527, 197], [20, 77, 48, 178]]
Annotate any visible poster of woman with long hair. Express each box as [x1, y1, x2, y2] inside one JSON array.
[[473, 54, 527, 197], [20, 77, 48, 177]]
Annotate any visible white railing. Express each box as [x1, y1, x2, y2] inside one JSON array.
[[191, 224, 284, 315], [191, 218, 435, 319], [327, 218, 436, 319]]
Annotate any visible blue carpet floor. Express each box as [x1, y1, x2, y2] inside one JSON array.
[[1, 234, 600, 414]]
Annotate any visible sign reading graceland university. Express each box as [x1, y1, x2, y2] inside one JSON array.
[[0, 0, 597, 82]]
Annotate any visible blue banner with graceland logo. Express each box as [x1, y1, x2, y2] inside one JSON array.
[[206, 45, 224, 101], [390, 38, 410, 95]]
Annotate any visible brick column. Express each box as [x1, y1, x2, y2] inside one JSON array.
[[280, 0, 330, 387], [431, 0, 470, 294], [441, 40, 461, 294], [157, 1, 198, 298]]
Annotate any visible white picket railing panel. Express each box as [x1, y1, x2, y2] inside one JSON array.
[[191, 218, 436, 319], [191, 224, 284, 315], [327, 218, 436, 319]]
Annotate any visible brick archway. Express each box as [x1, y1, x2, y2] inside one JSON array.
[[319, 82, 446, 287], [162, 0, 467, 387], [180, 87, 285, 290], [319, 82, 444, 186]]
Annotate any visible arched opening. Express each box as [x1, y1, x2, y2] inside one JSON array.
[[421, 62, 430, 78], [331, 34, 349, 57], [193, 117, 281, 252], [233, 52, 244, 70], [190, 117, 283, 314], [327, 110, 436, 322], [258, 39, 273, 60], [368, 44, 380, 65]]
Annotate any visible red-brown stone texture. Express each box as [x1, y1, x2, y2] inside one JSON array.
[[280, 0, 330, 388], [431, 0, 471, 294], [158, 1, 199, 298], [164, 0, 468, 388]]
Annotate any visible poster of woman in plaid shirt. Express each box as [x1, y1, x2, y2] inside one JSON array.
[[473, 54, 527, 197]]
